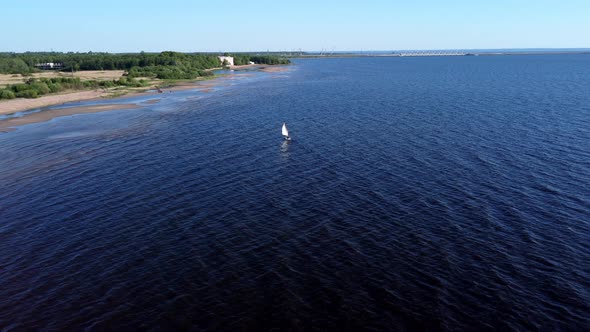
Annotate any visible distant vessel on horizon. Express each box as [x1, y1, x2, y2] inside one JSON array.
[[282, 122, 291, 141]]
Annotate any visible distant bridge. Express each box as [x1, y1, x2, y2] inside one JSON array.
[[397, 51, 472, 57]]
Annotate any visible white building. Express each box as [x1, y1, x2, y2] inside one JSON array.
[[218, 56, 234, 66], [34, 62, 64, 70]]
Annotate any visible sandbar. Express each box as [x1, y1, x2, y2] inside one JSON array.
[[0, 104, 139, 132], [229, 64, 290, 73], [260, 66, 290, 73]]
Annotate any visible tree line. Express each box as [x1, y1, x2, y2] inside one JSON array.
[[0, 52, 220, 73], [232, 54, 291, 66], [0, 51, 290, 76]]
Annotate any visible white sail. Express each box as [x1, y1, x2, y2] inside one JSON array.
[[282, 123, 289, 137]]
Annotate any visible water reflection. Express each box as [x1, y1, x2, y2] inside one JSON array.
[[280, 139, 291, 158]]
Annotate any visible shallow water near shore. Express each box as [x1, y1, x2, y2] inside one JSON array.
[[1, 56, 590, 331]]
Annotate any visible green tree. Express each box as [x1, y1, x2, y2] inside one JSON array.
[[0, 89, 16, 99]]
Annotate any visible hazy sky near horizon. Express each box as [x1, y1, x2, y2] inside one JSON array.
[[2, 0, 589, 52]]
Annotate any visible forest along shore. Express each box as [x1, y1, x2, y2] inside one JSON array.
[[0, 52, 291, 116]]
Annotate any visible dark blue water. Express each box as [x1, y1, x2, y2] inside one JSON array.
[[1, 56, 589, 331]]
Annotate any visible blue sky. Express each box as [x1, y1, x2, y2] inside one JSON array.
[[2, 0, 589, 52]]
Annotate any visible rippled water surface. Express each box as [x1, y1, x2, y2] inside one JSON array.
[[1, 56, 590, 331]]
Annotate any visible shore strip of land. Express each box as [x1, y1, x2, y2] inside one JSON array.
[[0, 65, 290, 132], [0, 104, 140, 132], [0, 65, 288, 117], [0, 77, 223, 132], [0, 79, 220, 117]]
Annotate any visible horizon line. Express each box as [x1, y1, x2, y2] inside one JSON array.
[[2, 47, 590, 54]]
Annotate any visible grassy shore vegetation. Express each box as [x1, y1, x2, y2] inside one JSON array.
[[0, 77, 149, 100], [0, 52, 290, 99]]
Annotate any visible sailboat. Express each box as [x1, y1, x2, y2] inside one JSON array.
[[282, 122, 291, 141]]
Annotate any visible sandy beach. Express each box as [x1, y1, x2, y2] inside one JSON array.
[[0, 90, 110, 116]]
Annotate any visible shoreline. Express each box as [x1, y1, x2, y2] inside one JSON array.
[[0, 64, 290, 117], [0, 76, 221, 117], [0, 77, 224, 132], [0, 64, 290, 132]]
